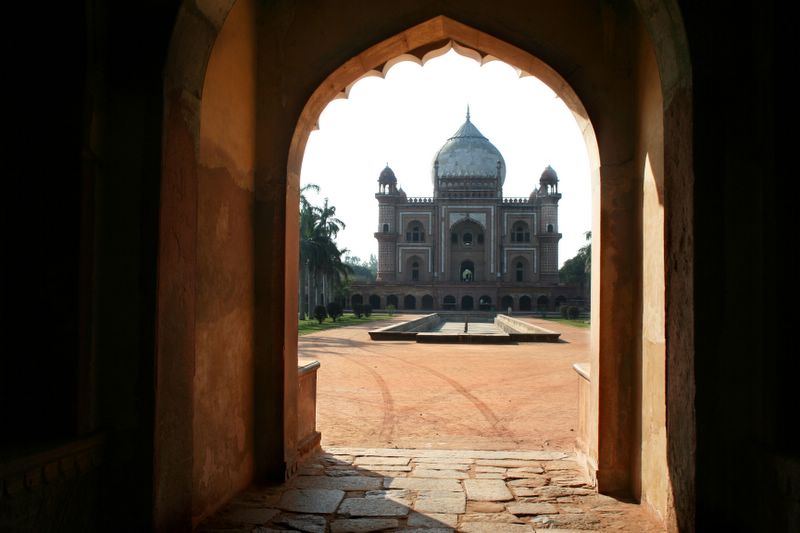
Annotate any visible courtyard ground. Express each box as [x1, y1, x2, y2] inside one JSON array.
[[199, 320, 665, 531], [300, 314, 589, 451]]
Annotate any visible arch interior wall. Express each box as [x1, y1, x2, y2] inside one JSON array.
[[6, 1, 794, 532]]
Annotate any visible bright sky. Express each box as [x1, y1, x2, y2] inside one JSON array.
[[300, 49, 591, 268]]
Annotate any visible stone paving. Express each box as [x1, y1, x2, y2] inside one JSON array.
[[198, 447, 664, 532]]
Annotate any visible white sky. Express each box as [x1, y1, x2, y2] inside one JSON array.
[[300, 49, 591, 268]]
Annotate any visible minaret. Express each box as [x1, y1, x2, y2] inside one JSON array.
[[537, 166, 562, 283], [374, 165, 401, 282]]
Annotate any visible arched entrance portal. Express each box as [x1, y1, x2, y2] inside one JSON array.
[[479, 295, 492, 311], [460, 260, 474, 282], [443, 295, 456, 311], [501, 295, 514, 311], [519, 296, 532, 311], [387, 295, 399, 308], [537, 295, 549, 310], [369, 294, 381, 309], [461, 295, 474, 310], [421, 294, 434, 310], [161, 6, 693, 530], [404, 294, 416, 310], [351, 294, 363, 307]]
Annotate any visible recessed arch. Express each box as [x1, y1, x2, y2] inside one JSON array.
[[159, 5, 694, 530]]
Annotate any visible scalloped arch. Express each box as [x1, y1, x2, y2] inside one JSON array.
[[287, 16, 599, 179]]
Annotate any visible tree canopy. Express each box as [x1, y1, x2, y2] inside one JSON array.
[[559, 231, 591, 290], [299, 184, 352, 317]]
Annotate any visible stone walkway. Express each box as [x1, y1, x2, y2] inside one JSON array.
[[198, 447, 664, 532]]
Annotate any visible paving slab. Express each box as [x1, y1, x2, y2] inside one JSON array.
[[328, 449, 568, 461], [461, 511, 526, 523], [475, 466, 506, 473], [224, 506, 279, 524], [458, 522, 533, 532], [506, 477, 549, 488], [330, 518, 399, 532], [476, 459, 544, 468], [463, 479, 513, 501], [384, 477, 463, 491], [338, 497, 411, 517], [327, 469, 362, 477], [466, 501, 507, 513], [413, 457, 474, 465], [359, 464, 412, 472], [506, 466, 545, 476], [365, 489, 413, 502], [414, 491, 467, 514], [292, 475, 382, 491], [278, 489, 344, 513], [524, 486, 594, 498], [396, 529, 453, 533], [412, 468, 470, 479], [273, 513, 326, 533], [412, 462, 471, 471], [506, 502, 559, 515], [407, 511, 458, 527], [354, 456, 411, 466]]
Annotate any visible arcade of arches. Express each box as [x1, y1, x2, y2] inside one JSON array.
[[3, 1, 793, 533]]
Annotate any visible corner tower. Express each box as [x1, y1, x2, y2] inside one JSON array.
[[374, 165, 403, 281], [533, 165, 562, 282]]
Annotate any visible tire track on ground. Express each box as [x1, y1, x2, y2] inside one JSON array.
[[337, 353, 397, 443], [354, 344, 513, 439]]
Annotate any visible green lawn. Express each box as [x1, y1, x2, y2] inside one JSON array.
[[544, 318, 591, 329], [298, 313, 392, 336]]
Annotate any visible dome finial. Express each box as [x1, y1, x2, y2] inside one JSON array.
[[466, 104, 471, 121]]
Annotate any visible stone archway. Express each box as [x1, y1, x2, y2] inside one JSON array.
[[160, 3, 694, 529], [461, 295, 474, 310]]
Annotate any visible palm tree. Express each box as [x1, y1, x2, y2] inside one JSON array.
[[298, 187, 351, 318]]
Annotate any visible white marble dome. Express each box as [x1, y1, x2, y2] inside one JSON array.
[[433, 111, 506, 185]]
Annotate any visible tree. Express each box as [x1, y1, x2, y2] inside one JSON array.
[[559, 231, 591, 292], [313, 305, 327, 324], [326, 301, 343, 322], [298, 186, 352, 319], [344, 255, 377, 282]]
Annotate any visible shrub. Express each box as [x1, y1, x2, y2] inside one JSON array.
[[313, 305, 327, 324], [362, 303, 372, 317], [326, 301, 343, 322], [560, 305, 569, 318], [386, 304, 396, 316], [567, 306, 580, 319], [353, 303, 363, 318]]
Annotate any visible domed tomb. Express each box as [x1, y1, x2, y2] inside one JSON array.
[[433, 110, 505, 196]]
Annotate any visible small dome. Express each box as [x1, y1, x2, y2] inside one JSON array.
[[433, 110, 506, 185], [379, 164, 397, 184], [540, 165, 559, 185]]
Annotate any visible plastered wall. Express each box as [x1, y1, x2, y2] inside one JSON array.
[[193, 0, 257, 523]]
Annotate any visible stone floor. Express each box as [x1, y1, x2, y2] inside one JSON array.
[[198, 447, 664, 532]]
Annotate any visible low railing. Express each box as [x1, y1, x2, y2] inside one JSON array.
[[296, 360, 321, 465], [573, 362, 596, 485], [502, 197, 531, 204]]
